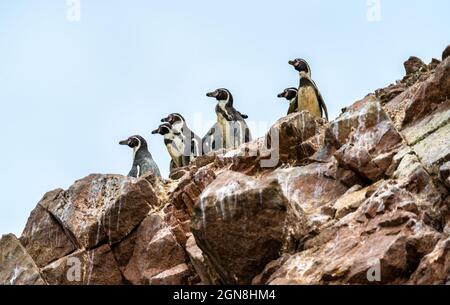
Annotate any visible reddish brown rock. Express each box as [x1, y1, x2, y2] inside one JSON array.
[[404, 56, 427, 75], [169, 167, 216, 215], [0, 234, 46, 285], [185, 235, 220, 284], [123, 214, 190, 285], [403, 57, 450, 126], [19, 189, 76, 267], [43, 174, 158, 249], [41, 244, 123, 285], [265, 111, 326, 165], [440, 161, 450, 188], [191, 171, 289, 284], [148, 263, 191, 285], [332, 101, 403, 181], [409, 237, 450, 284]]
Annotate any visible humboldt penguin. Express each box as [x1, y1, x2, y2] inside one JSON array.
[[277, 87, 298, 115], [288, 58, 329, 120], [119, 135, 161, 178], [161, 113, 202, 158], [206, 88, 252, 150], [202, 122, 221, 154], [151, 123, 188, 172]]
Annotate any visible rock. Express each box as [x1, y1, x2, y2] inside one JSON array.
[[111, 230, 137, 273], [43, 174, 158, 249], [148, 263, 191, 285], [169, 167, 216, 215], [191, 171, 289, 284], [41, 244, 123, 285], [19, 190, 76, 267], [269, 163, 348, 232], [260, 210, 441, 285], [265, 111, 326, 165], [440, 162, 450, 188], [401, 104, 450, 146], [404, 56, 427, 75], [410, 237, 450, 284], [123, 214, 190, 285], [332, 100, 403, 181], [411, 122, 450, 175], [383, 82, 422, 130], [0, 234, 46, 285], [333, 183, 379, 219], [185, 235, 219, 285], [403, 57, 450, 126]]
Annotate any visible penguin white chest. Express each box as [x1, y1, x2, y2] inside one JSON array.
[[297, 86, 321, 118]]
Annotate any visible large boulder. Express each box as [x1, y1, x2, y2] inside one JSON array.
[[43, 174, 159, 249], [331, 99, 403, 182], [409, 237, 450, 284], [191, 171, 289, 284], [41, 244, 123, 285], [123, 213, 191, 285], [19, 189, 76, 268]]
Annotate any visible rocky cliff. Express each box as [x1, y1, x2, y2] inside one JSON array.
[[1, 46, 449, 285]]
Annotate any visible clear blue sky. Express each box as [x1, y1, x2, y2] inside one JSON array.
[[1, 0, 449, 236]]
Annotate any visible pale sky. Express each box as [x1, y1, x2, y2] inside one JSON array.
[[1, 0, 449, 236]]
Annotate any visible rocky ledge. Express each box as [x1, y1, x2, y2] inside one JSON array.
[[1, 46, 449, 285]]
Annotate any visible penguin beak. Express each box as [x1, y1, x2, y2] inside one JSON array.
[[151, 128, 159, 135], [288, 60, 295, 66], [277, 92, 285, 98], [119, 139, 129, 145], [206, 91, 217, 98]]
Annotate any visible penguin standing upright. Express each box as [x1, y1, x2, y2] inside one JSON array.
[[202, 122, 221, 154], [119, 135, 161, 178], [151, 123, 188, 172], [288, 58, 329, 121], [277, 87, 299, 115], [161, 113, 202, 158], [206, 88, 252, 150]]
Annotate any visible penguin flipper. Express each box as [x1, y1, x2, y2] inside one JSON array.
[[309, 78, 329, 121], [317, 90, 329, 121]]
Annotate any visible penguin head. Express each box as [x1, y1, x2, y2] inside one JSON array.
[[151, 123, 173, 136], [288, 58, 311, 76], [161, 113, 185, 125], [206, 88, 233, 104], [277, 87, 298, 101], [119, 135, 147, 149]]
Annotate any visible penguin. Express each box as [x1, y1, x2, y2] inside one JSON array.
[[151, 123, 188, 172], [161, 113, 202, 158], [288, 58, 329, 121], [202, 122, 221, 154], [206, 88, 252, 150], [119, 135, 161, 178], [277, 87, 299, 115]]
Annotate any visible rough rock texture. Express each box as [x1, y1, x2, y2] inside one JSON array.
[[1, 46, 449, 285], [0, 234, 46, 285]]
